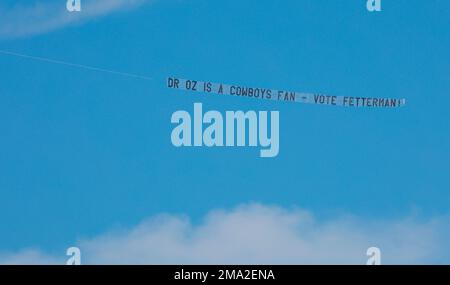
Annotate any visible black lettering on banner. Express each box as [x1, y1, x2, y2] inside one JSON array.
[[314, 94, 332, 104], [348, 97, 354, 107], [248, 88, 254, 97], [251, 88, 258, 98], [185, 80, 197, 91], [278, 91, 284, 100], [230, 86, 236, 95], [343, 96, 349, 106], [373, 98, 378, 107], [331, 96, 337, 105], [362, 97, 367, 107], [319, 95, 325, 104], [283, 92, 295, 101], [260, 89, 266, 98], [240, 87, 245, 96], [169, 78, 405, 108], [167, 77, 180, 89], [204, 82, 212, 92]]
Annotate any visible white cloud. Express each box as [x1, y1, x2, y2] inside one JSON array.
[[1, 203, 449, 265], [0, 0, 148, 39]]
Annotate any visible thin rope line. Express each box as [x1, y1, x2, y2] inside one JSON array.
[[0, 49, 153, 81]]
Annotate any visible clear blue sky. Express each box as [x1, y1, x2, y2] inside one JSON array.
[[0, 0, 449, 260]]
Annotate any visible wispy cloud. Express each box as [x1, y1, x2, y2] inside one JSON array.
[[0, 0, 148, 39], [1, 203, 449, 265]]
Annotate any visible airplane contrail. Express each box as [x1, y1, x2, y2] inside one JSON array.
[[0, 49, 153, 81]]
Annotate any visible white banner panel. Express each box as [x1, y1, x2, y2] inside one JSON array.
[[167, 77, 406, 108]]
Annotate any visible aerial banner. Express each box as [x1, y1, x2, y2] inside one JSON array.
[[167, 77, 406, 108]]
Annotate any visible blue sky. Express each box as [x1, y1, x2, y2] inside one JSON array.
[[0, 0, 449, 264]]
